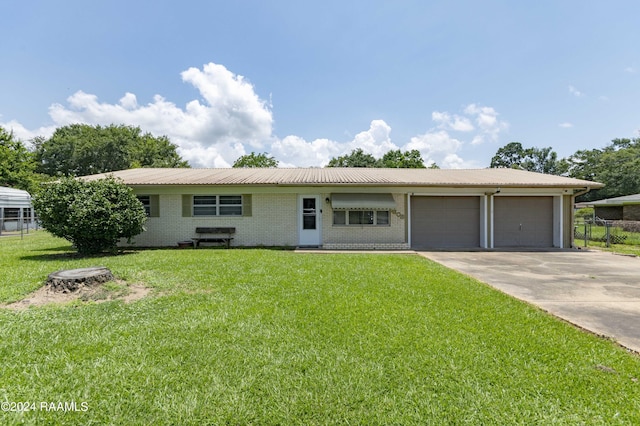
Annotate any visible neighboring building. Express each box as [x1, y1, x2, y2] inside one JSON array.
[[587, 194, 640, 221], [83, 168, 603, 249], [0, 186, 36, 232]]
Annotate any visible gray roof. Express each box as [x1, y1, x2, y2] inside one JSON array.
[[0, 186, 32, 208], [81, 167, 603, 189], [588, 194, 640, 206]]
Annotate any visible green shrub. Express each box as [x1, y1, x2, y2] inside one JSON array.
[[575, 207, 594, 220], [32, 176, 146, 254]]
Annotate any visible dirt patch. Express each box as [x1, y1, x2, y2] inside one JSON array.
[[1, 280, 151, 311]]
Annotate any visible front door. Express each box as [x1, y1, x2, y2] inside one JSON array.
[[298, 195, 321, 246]]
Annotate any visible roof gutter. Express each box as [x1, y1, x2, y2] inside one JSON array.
[[573, 186, 592, 199]]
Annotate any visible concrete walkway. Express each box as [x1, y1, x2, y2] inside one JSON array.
[[418, 249, 640, 353]]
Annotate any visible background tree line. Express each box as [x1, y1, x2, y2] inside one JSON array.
[[0, 124, 188, 193], [489, 138, 640, 201], [2, 121, 639, 202]]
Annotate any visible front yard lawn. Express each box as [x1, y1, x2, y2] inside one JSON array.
[[1, 232, 640, 424]]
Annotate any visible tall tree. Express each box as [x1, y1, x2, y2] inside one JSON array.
[[379, 149, 426, 168], [327, 148, 379, 167], [568, 138, 640, 201], [490, 142, 567, 175], [0, 126, 40, 192], [327, 148, 428, 168], [34, 124, 189, 176], [233, 152, 279, 168]]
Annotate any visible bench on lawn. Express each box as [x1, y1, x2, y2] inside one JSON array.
[[192, 227, 236, 248]]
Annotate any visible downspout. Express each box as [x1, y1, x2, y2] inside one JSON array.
[[573, 186, 592, 200]]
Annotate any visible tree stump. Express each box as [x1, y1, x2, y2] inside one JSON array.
[[46, 267, 114, 293]]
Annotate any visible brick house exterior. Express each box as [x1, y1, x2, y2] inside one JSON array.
[[83, 168, 602, 250], [589, 194, 640, 221]]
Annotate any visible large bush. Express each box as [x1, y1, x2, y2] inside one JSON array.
[[33, 177, 146, 254]]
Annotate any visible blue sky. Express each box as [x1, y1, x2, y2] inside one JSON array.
[[2, 1, 639, 168]]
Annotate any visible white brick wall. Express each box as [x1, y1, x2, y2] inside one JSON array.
[[124, 190, 408, 249], [126, 193, 298, 247], [321, 193, 407, 246], [322, 242, 410, 250]]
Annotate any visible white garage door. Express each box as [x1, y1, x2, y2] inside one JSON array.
[[411, 196, 480, 248], [494, 196, 553, 247]]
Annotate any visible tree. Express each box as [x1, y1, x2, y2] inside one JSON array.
[[32, 177, 146, 254], [567, 138, 640, 201], [34, 124, 189, 176], [327, 148, 379, 167], [327, 148, 427, 168], [130, 133, 190, 168], [379, 149, 426, 168], [0, 126, 41, 192], [490, 142, 567, 175], [233, 152, 279, 168]]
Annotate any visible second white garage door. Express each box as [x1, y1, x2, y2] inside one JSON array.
[[411, 196, 480, 248]]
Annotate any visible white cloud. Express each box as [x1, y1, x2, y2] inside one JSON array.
[[625, 66, 636, 74], [558, 122, 573, 128], [0, 62, 506, 169], [347, 119, 397, 157], [6, 62, 275, 167], [271, 135, 341, 167], [568, 85, 584, 97], [1, 119, 56, 147], [463, 104, 508, 145], [431, 111, 474, 132], [270, 120, 398, 167], [403, 130, 474, 168]]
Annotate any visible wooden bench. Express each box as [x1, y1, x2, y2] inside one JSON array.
[[192, 227, 236, 248]]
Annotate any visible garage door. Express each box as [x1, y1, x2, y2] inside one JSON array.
[[494, 196, 553, 247], [411, 196, 480, 248]]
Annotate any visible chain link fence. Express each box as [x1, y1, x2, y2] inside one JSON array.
[[0, 216, 40, 238], [574, 218, 640, 247]]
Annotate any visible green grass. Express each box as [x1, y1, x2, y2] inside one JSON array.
[[574, 222, 640, 255], [2, 232, 640, 424]]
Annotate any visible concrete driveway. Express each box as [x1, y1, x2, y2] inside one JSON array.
[[418, 249, 640, 353]]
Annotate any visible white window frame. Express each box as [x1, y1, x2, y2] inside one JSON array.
[[332, 209, 390, 226], [193, 195, 243, 217], [137, 195, 151, 217]]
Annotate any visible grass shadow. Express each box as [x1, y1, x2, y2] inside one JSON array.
[[20, 250, 140, 262]]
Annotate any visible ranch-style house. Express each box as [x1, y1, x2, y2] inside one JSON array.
[[83, 167, 603, 250]]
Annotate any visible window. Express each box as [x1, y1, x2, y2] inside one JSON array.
[[193, 195, 243, 216], [219, 195, 242, 216], [302, 198, 317, 230], [376, 210, 389, 225], [137, 195, 159, 217], [3, 208, 19, 219], [137, 196, 151, 216], [349, 210, 374, 225], [332, 210, 390, 226]]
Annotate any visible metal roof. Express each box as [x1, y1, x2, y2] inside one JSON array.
[[81, 167, 603, 188], [331, 193, 396, 210], [588, 193, 640, 206], [0, 186, 32, 208]]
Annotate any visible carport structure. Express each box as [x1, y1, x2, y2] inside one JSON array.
[[0, 186, 36, 233]]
